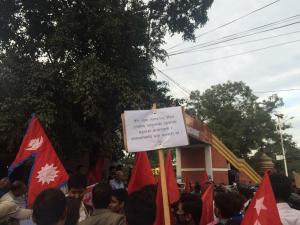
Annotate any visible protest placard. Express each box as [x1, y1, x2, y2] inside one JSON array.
[[122, 106, 189, 152]]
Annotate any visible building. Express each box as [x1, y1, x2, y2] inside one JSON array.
[[175, 114, 261, 185]]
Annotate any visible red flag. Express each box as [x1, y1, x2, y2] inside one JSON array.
[[128, 152, 155, 194], [83, 183, 97, 207], [199, 184, 214, 225], [9, 116, 69, 207], [87, 157, 104, 184], [165, 150, 180, 204], [241, 173, 281, 225], [184, 178, 191, 193], [154, 151, 180, 225], [200, 172, 209, 187], [154, 180, 164, 225]]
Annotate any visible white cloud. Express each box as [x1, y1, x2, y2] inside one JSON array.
[[155, 0, 300, 146]]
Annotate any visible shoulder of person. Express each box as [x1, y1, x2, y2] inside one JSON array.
[[0, 192, 14, 202], [0, 201, 17, 215], [113, 213, 125, 225]]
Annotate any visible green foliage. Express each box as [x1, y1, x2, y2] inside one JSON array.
[[187, 81, 300, 174], [0, 0, 213, 160]]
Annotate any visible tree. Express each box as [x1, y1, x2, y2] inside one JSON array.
[[0, 0, 214, 160], [187, 81, 300, 175]]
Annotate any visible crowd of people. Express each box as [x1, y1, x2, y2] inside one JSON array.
[[1, 166, 300, 225]]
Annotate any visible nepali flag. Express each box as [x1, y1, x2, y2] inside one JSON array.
[[9, 116, 69, 207]]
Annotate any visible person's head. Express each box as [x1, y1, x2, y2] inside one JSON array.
[[176, 193, 202, 225], [68, 175, 87, 200], [125, 185, 156, 225], [65, 197, 81, 225], [109, 166, 116, 179], [194, 182, 201, 194], [270, 173, 292, 203], [109, 188, 128, 213], [115, 170, 124, 181], [238, 185, 254, 202], [116, 165, 123, 171], [11, 180, 27, 197], [75, 165, 87, 176], [92, 182, 112, 209], [0, 177, 11, 190], [214, 191, 243, 219], [32, 188, 67, 225]]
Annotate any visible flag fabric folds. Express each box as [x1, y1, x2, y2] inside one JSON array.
[[199, 184, 214, 225], [9, 116, 69, 207], [127, 152, 155, 194], [241, 173, 281, 225], [200, 172, 209, 187], [165, 150, 180, 204], [154, 180, 164, 225], [184, 178, 191, 193], [87, 157, 104, 185]]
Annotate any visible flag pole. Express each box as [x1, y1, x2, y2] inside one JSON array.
[[153, 103, 171, 225]]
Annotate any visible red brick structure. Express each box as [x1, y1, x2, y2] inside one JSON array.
[[175, 114, 261, 185]]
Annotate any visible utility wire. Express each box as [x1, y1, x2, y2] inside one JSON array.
[[169, 30, 300, 56], [254, 88, 300, 94], [168, 0, 281, 50], [163, 39, 300, 71], [159, 75, 190, 98], [154, 67, 191, 97], [155, 67, 192, 94], [169, 15, 300, 54]]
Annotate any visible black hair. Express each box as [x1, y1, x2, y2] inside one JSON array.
[[109, 165, 116, 171], [68, 175, 87, 189], [116, 165, 124, 171], [10, 180, 25, 192], [92, 182, 112, 209], [75, 165, 85, 171], [238, 185, 254, 200], [194, 182, 201, 194], [214, 191, 243, 219], [180, 193, 202, 225], [112, 188, 128, 203], [270, 173, 292, 202], [125, 185, 156, 225], [65, 197, 81, 225], [32, 188, 66, 225]]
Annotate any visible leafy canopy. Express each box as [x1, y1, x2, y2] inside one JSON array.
[[0, 0, 213, 159], [187, 81, 299, 173]]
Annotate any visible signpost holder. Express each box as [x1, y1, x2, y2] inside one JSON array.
[[153, 103, 171, 225], [158, 149, 171, 225], [122, 103, 189, 225]]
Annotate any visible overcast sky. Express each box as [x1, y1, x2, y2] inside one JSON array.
[[155, 0, 300, 147]]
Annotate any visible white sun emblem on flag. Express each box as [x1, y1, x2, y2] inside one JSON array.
[[36, 163, 59, 185]]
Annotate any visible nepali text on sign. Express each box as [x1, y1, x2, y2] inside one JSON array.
[[123, 106, 189, 152]]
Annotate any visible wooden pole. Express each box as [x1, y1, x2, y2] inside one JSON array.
[[152, 103, 171, 225], [158, 149, 171, 225]]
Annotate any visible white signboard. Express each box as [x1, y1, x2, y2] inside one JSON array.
[[276, 154, 284, 161], [123, 106, 189, 152]]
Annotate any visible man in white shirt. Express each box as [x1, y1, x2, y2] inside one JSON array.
[[110, 171, 125, 190], [270, 174, 300, 225], [0, 180, 32, 224]]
